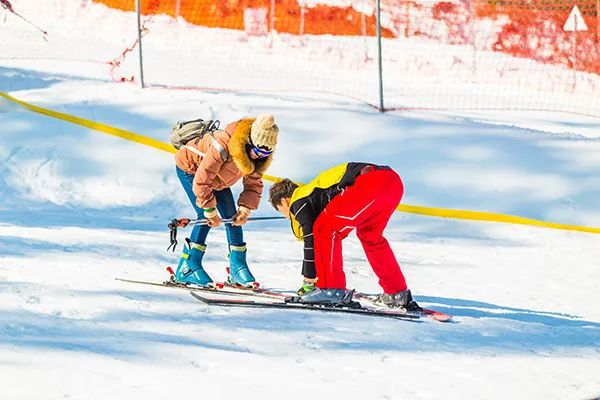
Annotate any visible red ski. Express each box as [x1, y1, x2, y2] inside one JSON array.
[[190, 292, 422, 322], [115, 277, 288, 300], [353, 292, 452, 322]]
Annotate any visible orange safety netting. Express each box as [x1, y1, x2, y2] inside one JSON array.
[[94, 0, 600, 75], [93, 0, 394, 37], [479, 0, 599, 74]]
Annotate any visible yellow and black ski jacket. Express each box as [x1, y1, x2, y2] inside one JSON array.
[[289, 162, 391, 278]]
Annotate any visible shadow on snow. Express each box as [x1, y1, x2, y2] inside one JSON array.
[[0, 281, 598, 359]]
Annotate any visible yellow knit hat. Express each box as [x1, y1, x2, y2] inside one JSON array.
[[250, 114, 279, 151]]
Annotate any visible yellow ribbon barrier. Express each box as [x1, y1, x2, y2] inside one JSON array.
[[396, 204, 600, 234], [1, 91, 174, 154], [2, 90, 599, 235]]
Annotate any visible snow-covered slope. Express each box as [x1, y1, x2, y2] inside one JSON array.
[[1, 2, 600, 400], [2, 64, 600, 400]]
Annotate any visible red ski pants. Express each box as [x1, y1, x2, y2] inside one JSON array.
[[313, 169, 408, 294]]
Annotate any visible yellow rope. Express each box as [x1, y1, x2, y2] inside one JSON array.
[[2, 90, 598, 235], [1, 91, 174, 154]]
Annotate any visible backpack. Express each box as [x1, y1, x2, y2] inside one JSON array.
[[169, 118, 220, 150]]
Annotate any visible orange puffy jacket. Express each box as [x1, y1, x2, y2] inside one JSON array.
[[175, 118, 273, 210]]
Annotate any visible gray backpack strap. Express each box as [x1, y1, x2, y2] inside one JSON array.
[[183, 145, 206, 158], [210, 135, 229, 161], [183, 135, 228, 162]]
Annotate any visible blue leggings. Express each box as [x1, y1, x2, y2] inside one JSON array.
[[176, 166, 244, 246]]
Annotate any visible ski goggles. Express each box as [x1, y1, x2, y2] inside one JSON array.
[[251, 144, 274, 158]]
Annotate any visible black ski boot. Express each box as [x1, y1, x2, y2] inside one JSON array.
[[289, 288, 358, 307], [378, 289, 422, 312]]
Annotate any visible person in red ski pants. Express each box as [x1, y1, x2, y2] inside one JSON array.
[[269, 162, 420, 310]]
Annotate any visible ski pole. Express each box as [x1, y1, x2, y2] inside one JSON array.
[[167, 216, 286, 251], [178, 216, 286, 226]]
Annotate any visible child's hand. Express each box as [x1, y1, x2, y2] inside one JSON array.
[[232, 206, 251, 226]]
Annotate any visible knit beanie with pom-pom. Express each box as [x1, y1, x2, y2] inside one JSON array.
[[250, 113, 279, 151]]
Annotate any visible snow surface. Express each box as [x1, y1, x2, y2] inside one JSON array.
[[1, 2, 600, 400]]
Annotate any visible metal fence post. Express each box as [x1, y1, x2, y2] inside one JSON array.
[[376, 0, 384, 112], [135, 0, 145, 88], [470, 0, 476, 74], [270, 0, 275, 33]]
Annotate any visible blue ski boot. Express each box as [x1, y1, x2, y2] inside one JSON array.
[[174, 239, 213, 287], [227, 243, 256, 287]]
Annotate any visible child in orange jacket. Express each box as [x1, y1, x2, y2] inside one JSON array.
[[174, 114, 279, 287]]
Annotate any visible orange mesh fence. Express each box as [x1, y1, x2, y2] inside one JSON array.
[[479, 0, 599, 75], [4, 1, 598, 115], [87, 0, 600, 115], [94, 0, 394, 37]]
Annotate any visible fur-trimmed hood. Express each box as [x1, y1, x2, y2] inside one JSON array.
[[227, 118, 274, 176], [174, 117, 274, 210]]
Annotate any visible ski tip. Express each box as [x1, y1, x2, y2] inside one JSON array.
[[189, 292, 206, 302], [166, 266, 175, 276], [434, 314, 453, 322], [423, 309, 453, 322]]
